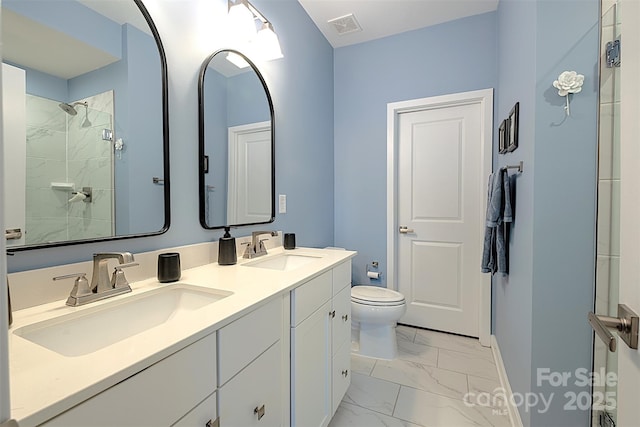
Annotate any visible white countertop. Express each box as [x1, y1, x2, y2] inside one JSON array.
[[8, 247, 356, 427]]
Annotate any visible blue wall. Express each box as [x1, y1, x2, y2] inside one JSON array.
[[493, 1, 537, 425], [7, 0, 335, 271], [495, 0, 599, 425], [333, 12, 498, 284]]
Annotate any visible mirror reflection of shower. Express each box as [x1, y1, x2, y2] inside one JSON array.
[[20, 90, 115, 245], [58, 101, 92, 128]]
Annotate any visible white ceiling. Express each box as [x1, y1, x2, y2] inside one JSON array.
[[297, 0, 499, 48]]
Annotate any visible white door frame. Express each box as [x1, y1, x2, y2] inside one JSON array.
[[386, 88, 493, 346]]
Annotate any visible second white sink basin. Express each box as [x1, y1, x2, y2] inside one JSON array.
[[243, 253, 321, 271], [13, 284, 232, 357]]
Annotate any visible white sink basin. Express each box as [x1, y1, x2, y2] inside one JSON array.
[[13, 284, 232, 357], [243, 253, 321, 271]]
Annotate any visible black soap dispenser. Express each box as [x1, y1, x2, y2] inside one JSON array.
[[218, 226, 237, 265]]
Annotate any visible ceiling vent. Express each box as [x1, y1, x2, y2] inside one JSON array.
[[328, 13, 362, 35]]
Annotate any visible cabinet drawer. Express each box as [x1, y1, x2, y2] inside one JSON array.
[[332, 261, 351, 295], [331, 339, 351, 416], [41, 333, 217, 427], [172, 391, 217, 427], [331, 285, 351, 355], [291, 271, 332, 326], [218, 298, 282, 386], [219, 342, 282, 427]]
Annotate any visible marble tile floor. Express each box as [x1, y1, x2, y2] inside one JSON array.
[[329, 325, 512, 427]]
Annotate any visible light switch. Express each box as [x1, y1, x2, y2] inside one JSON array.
[[279, 194, 286, 213]]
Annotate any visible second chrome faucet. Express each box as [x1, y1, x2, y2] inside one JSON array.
[[243, 231, 279, 259]]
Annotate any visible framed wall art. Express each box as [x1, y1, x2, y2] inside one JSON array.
[[507, 102, 519, 152], [498, 119, 508, 154]]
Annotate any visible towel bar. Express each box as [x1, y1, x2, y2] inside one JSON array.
[[505, 161, 523, 173]]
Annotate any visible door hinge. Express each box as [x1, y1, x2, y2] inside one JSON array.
[[606, 39, 621, 68]]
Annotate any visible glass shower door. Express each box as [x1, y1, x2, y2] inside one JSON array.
[[593, 1, 621, 425]]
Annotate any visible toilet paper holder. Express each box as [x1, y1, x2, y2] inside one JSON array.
[[366, 262, 382, 280]]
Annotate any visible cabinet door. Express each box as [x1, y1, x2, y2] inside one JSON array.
[[172, 392, 217, 427], [218, 342, 282, 427], [331, 285, 351, 355], [331, 340, 351, 415], [291, 301, 331, 427]]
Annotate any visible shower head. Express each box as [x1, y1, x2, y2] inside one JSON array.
[[59, 102, 78, 116], [59, 101, 92, 127]]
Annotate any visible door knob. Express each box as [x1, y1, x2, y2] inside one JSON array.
[[399, 226, 414, 234], [588, 304, 639, 352]]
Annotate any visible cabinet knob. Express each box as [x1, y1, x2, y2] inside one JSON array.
[[342, 314, 349, 322], [329, 310, 336, 318], [254, 404, 266, 420], [342, 369, 348, 377]]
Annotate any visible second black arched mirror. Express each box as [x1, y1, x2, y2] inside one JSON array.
[[198, 49, 275, 229]]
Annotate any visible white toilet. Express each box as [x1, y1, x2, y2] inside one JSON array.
[[351, 285, 406, 360]]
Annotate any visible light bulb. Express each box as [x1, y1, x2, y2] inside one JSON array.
[[255, 23, 283, 60], [227, 2, 256, 42]]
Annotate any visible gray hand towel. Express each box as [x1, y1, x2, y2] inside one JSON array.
[[481, 168, 514, 275]]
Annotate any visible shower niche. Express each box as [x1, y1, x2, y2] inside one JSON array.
[[24, 91, 115, 245]]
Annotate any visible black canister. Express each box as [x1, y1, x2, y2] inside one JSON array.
[[284, 233, 296, 250], [158, 252, 181, 283], [218, 227, 237, 265]]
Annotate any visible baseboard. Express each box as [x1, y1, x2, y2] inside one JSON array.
[[491, 335, 524, 427]]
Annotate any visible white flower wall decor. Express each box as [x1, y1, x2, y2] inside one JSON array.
[[553, 71, 584, 116]]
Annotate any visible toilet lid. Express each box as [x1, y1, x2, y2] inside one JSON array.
[[351, 285, 405, 305]]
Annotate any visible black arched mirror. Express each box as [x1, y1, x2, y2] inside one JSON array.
[[3, 0, 170, 251], [198, 49, 275, 229]]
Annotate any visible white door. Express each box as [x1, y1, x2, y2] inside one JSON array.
[[227, 121, 272, 225], [389, 90, 492, 340], [610, 0, 640, 423]]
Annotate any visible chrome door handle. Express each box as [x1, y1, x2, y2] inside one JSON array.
[[399, 226, 414, 234], [254, 404, 266, 420], [588, 304, 639, 352]]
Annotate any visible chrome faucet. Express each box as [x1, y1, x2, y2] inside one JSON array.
[[90, 252, 135, 293], [54, 252, 138, 307], [243, 231, 279, 259]]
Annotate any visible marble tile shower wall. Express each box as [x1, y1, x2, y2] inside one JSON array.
[[24, 91, 114, 244], [67, 91, 114, 241]]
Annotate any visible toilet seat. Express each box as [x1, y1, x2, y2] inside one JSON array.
[[351, 285, 405, 307]]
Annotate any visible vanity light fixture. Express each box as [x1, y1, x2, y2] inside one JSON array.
[[227, 0, 283, 63], [256, 22, 283, 60], [227, 0, 256, 42]]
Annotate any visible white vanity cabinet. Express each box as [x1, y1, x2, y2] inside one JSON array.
[[290, 261, 352, 427], [40, 333, 218, 427], [39, 297, 287, 427]]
